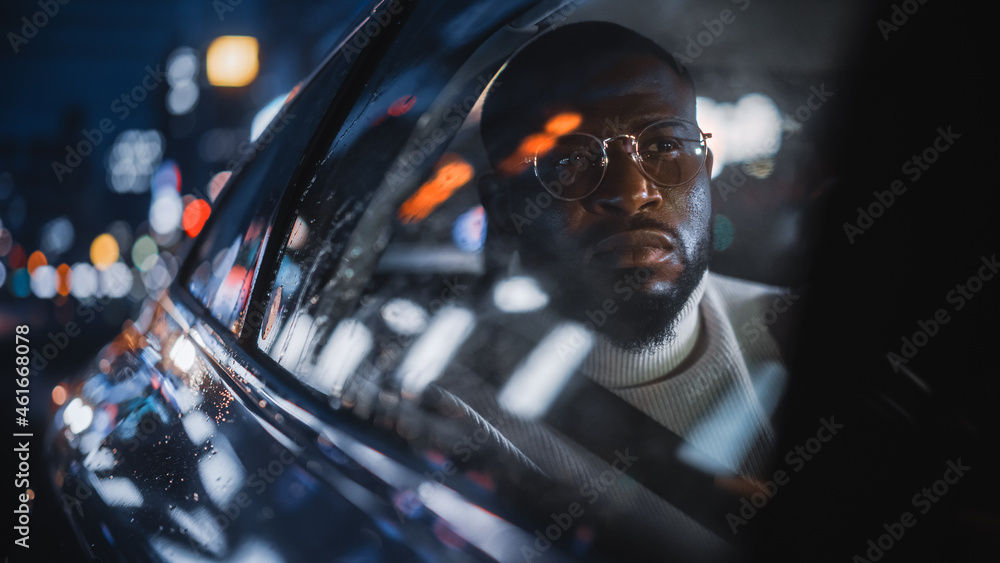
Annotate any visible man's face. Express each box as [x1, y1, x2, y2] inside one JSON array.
[[490, 55, 714, 349]]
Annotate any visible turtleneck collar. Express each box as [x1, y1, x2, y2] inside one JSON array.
[[580, 271, 707, 389]]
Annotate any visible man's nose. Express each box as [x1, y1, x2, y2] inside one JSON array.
[[586, 140, 662, 215]]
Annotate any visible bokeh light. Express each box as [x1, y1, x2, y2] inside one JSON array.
[[182, 199, 211, 238], [206, 36, 259, 87], [90, 234, 120, 271], [27, 250, 47, 274]]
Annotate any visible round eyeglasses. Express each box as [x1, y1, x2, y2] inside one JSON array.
[[529, 118, 712, 201]]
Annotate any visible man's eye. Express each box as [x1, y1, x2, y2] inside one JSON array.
[[640, 138, 682, 155]]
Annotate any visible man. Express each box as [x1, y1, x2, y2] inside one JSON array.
[[474, 21, 789, 481]]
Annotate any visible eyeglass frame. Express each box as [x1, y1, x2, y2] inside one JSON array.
[[526, 117, 713, 201]]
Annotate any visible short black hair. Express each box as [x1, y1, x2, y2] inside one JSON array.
[[480, 21, 694, 169]]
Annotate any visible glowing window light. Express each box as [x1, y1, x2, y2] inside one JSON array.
[[206, 36, 259, 87], [52, 384, 67, 406], [182, 199, 211, 238], [398, 155, 474, 224], [100, 262, 133, 298], [90, 234, 120, 271], [493, 276, 549, 312], [27, 250, 47, 274]]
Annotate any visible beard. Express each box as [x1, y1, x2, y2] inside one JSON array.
[[542, 228, 712, 352]]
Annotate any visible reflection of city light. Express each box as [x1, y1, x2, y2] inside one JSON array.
[[388, 94, 417, 117], [397, 307, 476, 398], [170, 336, 197, 372], [498, 323, 593, 419], [90, 234, 120, 270], [381, 298, 428, 335], [452, 206, 486, 253], [493, 276, 549, 312], [0, 263, 6, 287], [206, 36, 259, 87], [182, 198, 211, 238], [309, 318, 373, 396], [398, 155, 475, 224], [207, 171, 231, 202], [63, 398, 93, 433], [250, 93, 288, 142], [70, 263, 98, 299], [545, 112, 581, 135], [287, 216, 309, 250]]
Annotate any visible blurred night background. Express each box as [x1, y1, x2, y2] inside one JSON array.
[[1, 1, 367, 559]]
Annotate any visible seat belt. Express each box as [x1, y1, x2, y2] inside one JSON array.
[[542, 375, 748, 540]]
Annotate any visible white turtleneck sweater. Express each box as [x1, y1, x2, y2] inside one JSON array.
[[579, 271, 788, 477]]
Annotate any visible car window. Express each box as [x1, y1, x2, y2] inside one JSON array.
[[181, 15, 360, 336]]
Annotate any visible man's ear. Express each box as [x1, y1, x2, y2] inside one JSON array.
[[477, 172, 517, 234]]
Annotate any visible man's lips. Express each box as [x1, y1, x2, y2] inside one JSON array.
[[590, 229, 676, 268]]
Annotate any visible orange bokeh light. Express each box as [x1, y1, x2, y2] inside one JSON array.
[[56, 263, 71, 296], [27, 250, 47, 274], [545, 112, 582, 135], [398, 155, 475, 224]]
